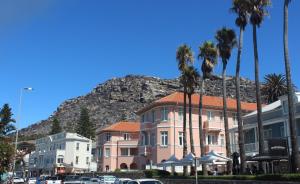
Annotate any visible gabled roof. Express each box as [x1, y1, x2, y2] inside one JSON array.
[[99, 121, 140, 133], [137, 92, 257, 114]]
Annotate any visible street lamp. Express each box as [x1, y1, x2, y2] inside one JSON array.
[[12, 87, 33, 183]]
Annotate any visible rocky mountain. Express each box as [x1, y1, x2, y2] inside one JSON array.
[[19, 75, 258, 138]]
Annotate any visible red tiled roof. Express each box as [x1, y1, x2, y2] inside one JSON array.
[[100, 121, 140, 133], [137, 92, 257, 114]]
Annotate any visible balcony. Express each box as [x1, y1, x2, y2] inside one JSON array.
[[117, 140, 139, 147], [203, 121, 223, 132]]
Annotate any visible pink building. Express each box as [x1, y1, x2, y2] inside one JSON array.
[[96, 92, 256, 171], [96, 121, 141, 172], [136, 92, 256, 167]]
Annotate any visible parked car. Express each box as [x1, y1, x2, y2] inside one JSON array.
[[114, 178, 132, 184], [90, 178, 101, 184], [27, 177, 37, 184], [41, 176, 62, 184], [97, 175, 116, 184], [79, 177, 92, 184], [13, 177, 25, 183], [127, 179, 163, 184], [63, 175, 81, 184]]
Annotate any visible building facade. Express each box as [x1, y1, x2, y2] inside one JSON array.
[[29, 132, 95, 176], [229, 93, 300, 157], [96, 122, 140, 172], [136, 92, 256, 168]]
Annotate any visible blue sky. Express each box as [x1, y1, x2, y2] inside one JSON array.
[[0, 0, 299, 129]]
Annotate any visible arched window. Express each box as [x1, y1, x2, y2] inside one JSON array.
[[120, 163, 128, 169], [130, 163, 138, 170]]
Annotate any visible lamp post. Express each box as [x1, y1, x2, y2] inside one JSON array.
[[12, 87, 33, 183]]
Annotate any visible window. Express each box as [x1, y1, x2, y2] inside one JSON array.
[[87, 144, 90, 151], [76, 143, 79, 150], [98, 148, 102, 157], [232, 113, 238, 125], [220, 135, 225, 146], [161, 107, 168, 121], [207, 111, 214, 121], [123, 133, 130, 140], [150, 133, 155, 146], [57, 158, 64, 164], [264, 129, 272, 139], [106, 133, 111, 142], [220, 112, 224, 121], [86, 157, 89, 164], [121, 148, 129, 156], [178, 107, 183, 121], [75, 156, 79, 164], [280, 126, 285, 137], [151, 110, 155, 123], [161, 131, 168, 146], [178, 132, 183, 146], [142, 114, 145, 123], [105, 148, 111, 157], [207, 134, 217, 145]]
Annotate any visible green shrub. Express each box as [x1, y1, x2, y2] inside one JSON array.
[[144, 169, 170, 178]]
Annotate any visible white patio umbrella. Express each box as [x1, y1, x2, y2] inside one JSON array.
[[199, 150, 231, 164], [175, 152, 196, 166], [157, 155, 180, 166]]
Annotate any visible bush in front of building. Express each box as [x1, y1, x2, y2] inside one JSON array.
[[144, 169, 171, 178]]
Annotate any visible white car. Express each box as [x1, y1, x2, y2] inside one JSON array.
[[13, 177, 25, 183], [127, 179, 163, 184], [27, 177, 37, 184], [114, 178, 132, 184], [98, 175, 116, 184]]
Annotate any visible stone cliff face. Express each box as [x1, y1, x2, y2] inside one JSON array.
[[19, 75, 258, 137]]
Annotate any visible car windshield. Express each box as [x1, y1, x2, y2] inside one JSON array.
[[80, 177, 90, 181], [64, 175, 81, 181], [140, 181, 161, 184], [45, 176, 59, 180], [104, 176, 115, 181]]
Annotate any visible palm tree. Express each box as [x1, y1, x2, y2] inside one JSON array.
[[198, 41, 218, 175], [261, 73, 289, 104], [283, 0, 300, 173], [248, 0, 270, 172], [182, 66, 200, 155], [215, 27, 237, 174], [231, 0, 249, 174], [176, 44, 194, 176]]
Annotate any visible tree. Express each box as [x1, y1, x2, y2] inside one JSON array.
[[248, 0, 270, 172], [0, 142, 14, 176], [198, 41, 218, 175], [215, 27, 237, 174], [283, 0, 300, 173], [176, 44, 194, 176], [231, 0, 250, 174], [76, 107, 95, 139], [261, 73, 289, 104], [50, 118, 62, 135], [0, 104, 16, 138], [181, 66, 200, 156]]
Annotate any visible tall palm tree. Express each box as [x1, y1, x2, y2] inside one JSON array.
[[248, 0, 270, 172], [261, 73, 289, 104], [283, 0, 300, 173], [215, 27, 237, 174], [231, 0, 249, 174], [182, 66, 200, 155], [176, 44, 194, 176], [198, 41, 218, 175]]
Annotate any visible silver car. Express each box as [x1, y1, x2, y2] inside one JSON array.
[[127, 179, 163, 184]]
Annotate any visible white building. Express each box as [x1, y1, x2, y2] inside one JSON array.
[[230, 92, 300, 157], [29, 132, 96, 176]]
